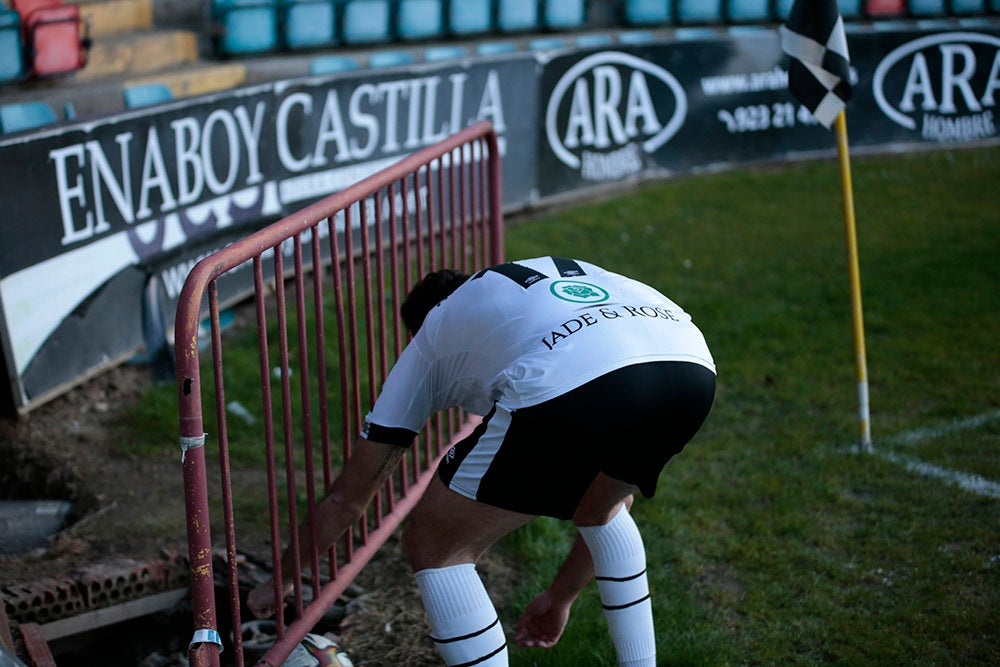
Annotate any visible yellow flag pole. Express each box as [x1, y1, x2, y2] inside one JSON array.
[[834, 110, 873, 453]]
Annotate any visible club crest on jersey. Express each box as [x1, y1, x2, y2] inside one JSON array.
[[550, 280, 610, 303]]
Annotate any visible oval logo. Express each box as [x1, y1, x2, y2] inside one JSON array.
[[549, 280, 610, 303], [873, 32, 1000, 138], [545, 52, 687, 177]]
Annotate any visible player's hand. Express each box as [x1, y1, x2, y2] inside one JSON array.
[[512, 589, 573, 648], [246, 579, 291, 619]]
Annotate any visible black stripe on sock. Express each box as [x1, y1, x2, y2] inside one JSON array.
[[450, 641, 508, 667], [602, 593, 651, 612], [430, 616, 501, 645], [595, 568, 646, 583]]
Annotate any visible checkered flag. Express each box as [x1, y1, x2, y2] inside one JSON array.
[[779, 0, 852, 128]]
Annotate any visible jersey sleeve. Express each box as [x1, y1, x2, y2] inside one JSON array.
[[360, 337, 438, 447]]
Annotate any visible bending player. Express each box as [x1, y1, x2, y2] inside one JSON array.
[[248, 256, 716, 666]]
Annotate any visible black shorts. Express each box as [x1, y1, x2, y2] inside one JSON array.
[[437, 361, 716, 520]]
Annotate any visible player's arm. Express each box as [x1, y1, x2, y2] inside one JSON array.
[[247, 437, 407, 618], [514, 495, 636, 648]]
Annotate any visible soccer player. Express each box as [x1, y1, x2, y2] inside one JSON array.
[[248, 256, 716, 667]]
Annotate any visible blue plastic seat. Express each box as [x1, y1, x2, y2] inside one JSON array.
[[528, 37, 567, 51], [282, 0, 337, 49], [476, 40, 519, 55], [213, 0, 279, 55], [368, 50, 416, 68], [0, 8, 23, 83], [726, 0, 770, 21], [397, 0, 444, 40], [0, 101, 58, 133], [496, 0, 539, 33], [949, 0, 984, 13], [624, 0, 672, 24], [576, 33, 614, 47], [342, 0, 392, 44], [123, 82, 174, 108], [424, 45, 468, 61], [543, 0, 586, 29], [448, 0, 492, 35], [838, 0, 862, 17], [906, 0, 944, 12], [309, 54, 360, 75], [674, 26, 717, 39], [676, 0, 723, 23], [774, 0, 794, 19], [618, 29, 655, 43]]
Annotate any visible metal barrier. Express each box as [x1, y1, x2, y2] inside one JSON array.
[[175, 121, 504, 667]]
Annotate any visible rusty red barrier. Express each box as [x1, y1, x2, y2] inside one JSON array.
[[175, 122, 504, 667]]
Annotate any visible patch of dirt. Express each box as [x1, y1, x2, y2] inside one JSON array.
[[0, 365, 518, 666]]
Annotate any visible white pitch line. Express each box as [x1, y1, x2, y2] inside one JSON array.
[[879, 451, 1000, 499], [882, 409, 1000, 446], [873, 410, 1000, 499]]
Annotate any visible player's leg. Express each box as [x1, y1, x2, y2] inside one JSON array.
[[403, 475, 535, 667], [574, 473, 655, 667]]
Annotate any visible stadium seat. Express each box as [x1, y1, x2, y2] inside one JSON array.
[[838, 0, 862, 17], [368, 50, 415, 67], [907, 0, 946, 14], [576, 33, 614, 47], [674, 26, 716, 38], [528, 36, 566, 51], [543, 0, 586, 30], [675, 0, 724, 23], [123, 82, 174, 108], [0, 7, 24, 83], [618, 29, 655, 43], [476, 40, 518, 55], [397, 0, 444, 40], [12, 0, 88, 77], [282, 0, 337, 50], [949, 0, 984, 13], [0, 100, 58, 133], [212, 0, 278, 55], [341, 0, 392, 44], [496, 0, 539, 33], [309, 54, 360, 75], [623, 0, 672, 24], [866, 0, 905, 15], [424, 45, 468, 60], [447, 0, 492, 35], [726, 0, 770, 21], [774, 0, 793, 19]]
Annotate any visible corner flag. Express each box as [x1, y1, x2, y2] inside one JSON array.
[[779, 0, 852, 128]]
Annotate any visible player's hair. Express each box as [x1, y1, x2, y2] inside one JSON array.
[[401, 269, 470, 334]]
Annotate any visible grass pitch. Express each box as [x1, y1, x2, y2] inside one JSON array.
[[502, 145, 999, 665], [123, 144, 998, 665]]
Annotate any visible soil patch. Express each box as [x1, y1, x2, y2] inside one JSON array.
[[0, 366, 518, 665]]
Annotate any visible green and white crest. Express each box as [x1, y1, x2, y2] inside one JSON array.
[[549, 280, 610, 303]]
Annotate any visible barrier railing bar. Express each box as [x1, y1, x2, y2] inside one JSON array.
[[326, 214, 347, 584], [293, 233, 323, 606], [310, 224, 333, 496], [252, 254, 283, 644]]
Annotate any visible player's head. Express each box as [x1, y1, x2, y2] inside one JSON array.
[[401, 269, 470, 334]]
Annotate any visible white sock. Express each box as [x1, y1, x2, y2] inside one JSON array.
[[414, 563, 508, 666], [578, 507, 656, 667]]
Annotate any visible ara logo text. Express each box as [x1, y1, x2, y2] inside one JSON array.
[[545, 52, 687, 182], [873, 32, 1000, 142]]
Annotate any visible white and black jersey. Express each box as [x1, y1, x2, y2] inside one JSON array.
[[362, 257, 715, 445]]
